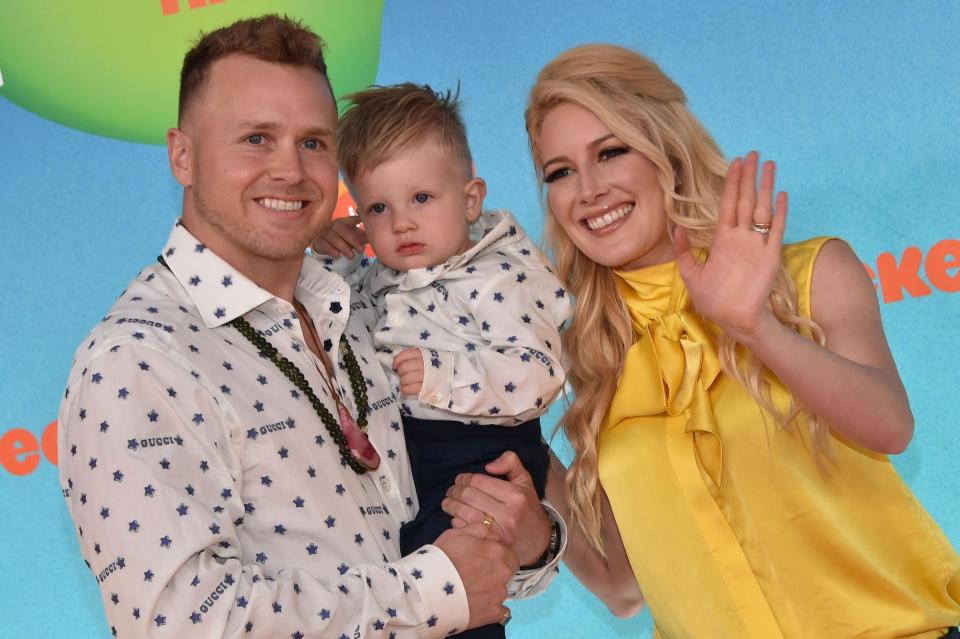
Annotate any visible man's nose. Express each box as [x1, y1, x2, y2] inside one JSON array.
[[268, 142, 306, 184]]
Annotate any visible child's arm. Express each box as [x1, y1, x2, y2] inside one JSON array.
[[400, 269, 572, 421], [309, 219, 387, 339], [310, 216, 371, 284]]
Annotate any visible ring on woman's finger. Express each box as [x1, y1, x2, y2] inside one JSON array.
[[482, 512, 496, 530], [750, 222, 772, 234], [499, 606, 512, 626]]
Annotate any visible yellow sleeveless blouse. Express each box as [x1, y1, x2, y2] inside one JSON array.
[[600, 237, 960, 638]]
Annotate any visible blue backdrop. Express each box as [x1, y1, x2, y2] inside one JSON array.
[[1, 2, 957, 637]]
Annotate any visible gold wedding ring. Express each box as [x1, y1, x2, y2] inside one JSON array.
[[499, 606, 512, 626], [482, 512, 496, 530], [750, 222, 772, 234]]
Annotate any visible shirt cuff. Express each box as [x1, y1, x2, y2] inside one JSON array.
[[394, 544, 470, 637], [507, 499, 566, 599], [417, 348, 454, 409]]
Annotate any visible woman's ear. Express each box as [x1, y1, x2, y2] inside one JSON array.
[[463, 176, 487, 223]]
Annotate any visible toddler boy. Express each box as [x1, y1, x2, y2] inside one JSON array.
[[315, 84, 570, 637]]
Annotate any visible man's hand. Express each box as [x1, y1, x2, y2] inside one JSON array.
[[433, 524, 517, 629], [392, 348, 425, 396], [443, 451, 552, 566]]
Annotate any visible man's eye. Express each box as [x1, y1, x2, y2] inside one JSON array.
[[544, 167, 571, 183], [414, 193, 430, 203], [303, 138, 323, 150], [247, 134, 264, 145]]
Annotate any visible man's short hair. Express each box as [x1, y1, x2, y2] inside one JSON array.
[[337, 83, 474, 183], [178, 14, 329, 124]]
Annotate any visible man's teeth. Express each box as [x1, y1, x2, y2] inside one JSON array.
[[259, 198, 304, 211], [587, 204, 633, 230]]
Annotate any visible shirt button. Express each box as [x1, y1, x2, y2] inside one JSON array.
[[390, 313, 402, 325], [380, 475, 391, 491]]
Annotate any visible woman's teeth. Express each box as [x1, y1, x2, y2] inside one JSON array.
[[259, 198, 304, 211], [587, 203, 633, 230]]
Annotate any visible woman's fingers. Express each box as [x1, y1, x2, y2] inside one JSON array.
[[717, 157, 742, 230], [736, 151, 759, 228], [767, 190, 789, 251], [753, 160, 776, 228]]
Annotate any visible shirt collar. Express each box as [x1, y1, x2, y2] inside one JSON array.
[[160, 222, 272, 328], [160, 221, 349, 331], [368, 209, 524, 295]]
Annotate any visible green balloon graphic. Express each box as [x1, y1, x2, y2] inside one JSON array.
[[0, 1, 383, 145]]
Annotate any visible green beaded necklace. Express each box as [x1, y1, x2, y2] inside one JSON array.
[[158, 255, 376, 474]]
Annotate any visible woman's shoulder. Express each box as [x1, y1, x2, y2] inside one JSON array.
[[781, 236, 837, 271], [781, 236, 843, 317], [782, 236, 870, 320]]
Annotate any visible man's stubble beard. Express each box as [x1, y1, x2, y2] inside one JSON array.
[[190, 175, 324, 262]]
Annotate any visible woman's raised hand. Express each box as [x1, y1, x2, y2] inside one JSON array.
[[673, 151, 787, 342]]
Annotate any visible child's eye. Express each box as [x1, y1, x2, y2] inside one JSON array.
[[369, 202, 388, 215], [414, 193, 431, 203], [599, 146, 629, 161], [544, 167, 572, 184]]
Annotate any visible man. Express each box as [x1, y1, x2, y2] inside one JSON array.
[[58, 15, 559, 638]]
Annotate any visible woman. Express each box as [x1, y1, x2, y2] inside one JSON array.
[[521, 44, 960, 637]]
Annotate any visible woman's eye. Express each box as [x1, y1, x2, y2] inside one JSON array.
[[544, 167, 571, 183], [414, 193, 430, 203], [600, 146, 629, 161], [246, 134, 264, 145], [369, 203, 387, 215]]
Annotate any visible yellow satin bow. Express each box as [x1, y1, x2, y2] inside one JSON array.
[[607, 263, 725, 487]]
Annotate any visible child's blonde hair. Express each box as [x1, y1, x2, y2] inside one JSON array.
[[338, 83, 473, 183]]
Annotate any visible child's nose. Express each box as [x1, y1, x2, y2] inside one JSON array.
[[392, 208, 417, 232]]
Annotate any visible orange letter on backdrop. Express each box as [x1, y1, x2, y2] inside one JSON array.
[[42, 420, 58, 466], [925, 239, 960, 293], [161, 0, 225, 15], [875, 246, 933, 303], [0, 428, 41, 476]]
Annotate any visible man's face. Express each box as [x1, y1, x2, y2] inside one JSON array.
[[171, 54, 339, 273]]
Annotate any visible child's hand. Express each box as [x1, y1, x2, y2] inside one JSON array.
[[311, 215, 367, 259], [392, 348, 425, 396]]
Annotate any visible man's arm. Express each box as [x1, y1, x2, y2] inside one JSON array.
[[441, 451, 567, 600], [59, 340, 474, 638]]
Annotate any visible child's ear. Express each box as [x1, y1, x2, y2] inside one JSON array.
[[167, 127, 194, 188], [463, 177, 487, 223]]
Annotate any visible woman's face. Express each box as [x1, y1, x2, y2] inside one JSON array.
[[537, 101, 674, 271]]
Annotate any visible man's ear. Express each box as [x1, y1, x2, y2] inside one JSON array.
[[463, 177, 487, 223], [167, 127, 194, 188]]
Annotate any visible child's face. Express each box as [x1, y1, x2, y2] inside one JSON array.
[[348, 138, 486, 271]]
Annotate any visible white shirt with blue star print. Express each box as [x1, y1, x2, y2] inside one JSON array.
[[58, 222, 480, 638], [318, 210, 572, 425]]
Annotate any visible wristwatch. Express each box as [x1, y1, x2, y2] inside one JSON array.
[[520, 510, 563, 570]]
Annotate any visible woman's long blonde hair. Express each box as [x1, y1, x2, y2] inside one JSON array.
[[525, 44, 827, 554]]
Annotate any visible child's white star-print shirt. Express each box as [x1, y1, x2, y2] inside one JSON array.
[[321, 210, 572, 425], [59, 222, 482, 638]]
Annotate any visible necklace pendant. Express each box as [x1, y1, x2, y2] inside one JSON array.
[[338, 403, 381, 470]]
